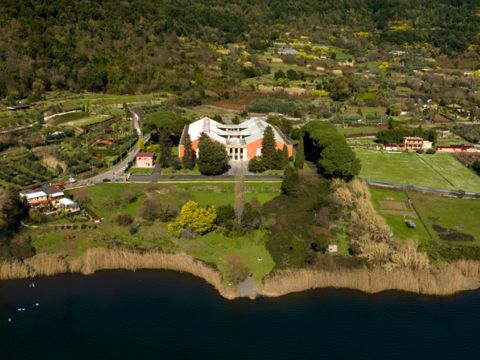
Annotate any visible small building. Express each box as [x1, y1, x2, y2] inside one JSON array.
[[20, 191, 49, 206], [135, 152, 155, 168], [58, 198, 80, 213], [327, 245, 338, 253], [402, 137, 432, 151], [405, 219, 416, 228]]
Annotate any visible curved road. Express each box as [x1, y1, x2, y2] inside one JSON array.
[[66, 109, 147, 188]]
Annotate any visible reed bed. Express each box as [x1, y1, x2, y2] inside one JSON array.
[[0, 259, 29, 280], [70, 248, 239, 299], [260, 261, 480, 297], [2, 249, 480, 299]]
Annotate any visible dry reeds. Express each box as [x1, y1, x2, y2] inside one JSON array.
[[69, 248, 238, 299], [0, 259, 29, 280], [260, 261, 480, 297]]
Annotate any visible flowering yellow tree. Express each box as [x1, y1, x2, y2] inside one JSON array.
[[168, 201, 216, 236]]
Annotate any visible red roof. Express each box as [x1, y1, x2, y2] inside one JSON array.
[[136, 152, 154, 158]]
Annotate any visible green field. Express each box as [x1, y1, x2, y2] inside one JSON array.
[[356, 149, 480, 193], [59, 114, 112, 128], [338, 126, 384, 136], [369, 186, 480, 254]]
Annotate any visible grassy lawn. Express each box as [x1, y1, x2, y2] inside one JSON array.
[[183, 230, 275, 282], [27, 181, 281, 281], [355, 149, 480, 193], [68, 182, 281, 218], [129, 167, 154, 175]]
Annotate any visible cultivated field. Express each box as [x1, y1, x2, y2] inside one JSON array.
[[369, 186, 480, 259], [355, 149, 480, 193]]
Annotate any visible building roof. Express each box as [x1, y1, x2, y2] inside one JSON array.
[[136, 152, 154, 158], [59, 198, 78, 207], [23, 191, 47, 200], [41, 185, 64, 197], [403, 137, 424, 141], [184, 117, 291, 147]]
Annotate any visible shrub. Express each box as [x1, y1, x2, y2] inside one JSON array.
[[216, 204, 235, 227], [115, 213, 133, 226], [426, 148, 437, 154], [248, 156, 266, 173], [168, 201, 216, 236], [225, 253, 249, 284], [139, 199, 177, 222]]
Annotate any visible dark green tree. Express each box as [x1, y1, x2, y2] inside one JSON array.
[[248, 156, 266, 173], [197, 134, 229, 175], [281, 144, 289, 168], [159, 130, 173, 167], [181, 132, 196, 170], [281, 166, 300, 196], [295, 136, 304, 169], [261, 126, 277, 169], [274, 70, 286, 81], [318, 142, 361, 179]]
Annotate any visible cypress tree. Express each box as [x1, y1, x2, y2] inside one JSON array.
[[159, 130, 172, 167], [261, 126, 277, 169], [295, 136, 304, 170], [281, 144, 289, 168], [182, 132, 196, 170]]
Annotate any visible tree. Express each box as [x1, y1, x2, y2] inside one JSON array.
[[281, 166, 300, 196], [248, 156, 266, 173], [280, 145, 289, 169], [235, 170, 246, 224], [274, 70, 285, 81], [318, 142, 361, 179], [329, 77, 352, 101], [197, 134, 229, 175], [159, 130, 173, 167], [181, 132, 196, 170], [295, 136, 304, 169], [261, 126, 277, 169], [168, 201, 216, 236], [473, 160, 480, 175], [137, 138, 144, 150], [286, 69, 299, 80]]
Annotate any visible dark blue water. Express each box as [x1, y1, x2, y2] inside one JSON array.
[[1, 270, 479, 360]]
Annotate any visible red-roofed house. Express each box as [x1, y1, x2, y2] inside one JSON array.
[[135, 152, 155, 168]]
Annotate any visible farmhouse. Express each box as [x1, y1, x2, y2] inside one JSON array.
[[135, 152, 155, 168], [402, 137, 432, 151], [20, 190, 49, 206], [385, 137, 432, 152], [179, 117, 293, 161]]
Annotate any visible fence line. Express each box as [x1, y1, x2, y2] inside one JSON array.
[[365, 179, 480, 199]]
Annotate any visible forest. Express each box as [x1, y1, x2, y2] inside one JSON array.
[[1, 0, 479, 99]]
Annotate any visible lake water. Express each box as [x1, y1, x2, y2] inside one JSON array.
[[1, 270, 479, 360]]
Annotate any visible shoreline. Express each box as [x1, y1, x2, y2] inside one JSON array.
[[1, 248, 480, 299]]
